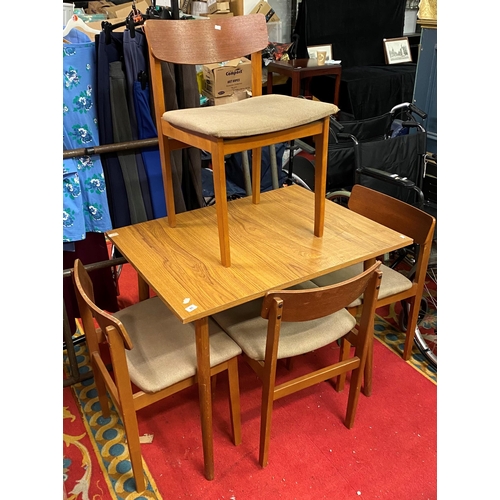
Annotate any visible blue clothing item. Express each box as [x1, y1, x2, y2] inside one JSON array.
[[133, 82, 167, 218], [63, 31, 112, 243]]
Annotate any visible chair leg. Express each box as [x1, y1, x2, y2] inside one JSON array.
[[211, 144, 231, 267], [93, 368, 110, 418], [334, 338, 350, 392], [90, 353, 110, 418], [121, 407, 146, 492], [211, 373, 217, 399], [159, 135, 177, 227], [362, 336, 373, 397], [402, 296, 418, 361], [344, 362, 363, 429], [251, 147, 262, 204], [259, 375, 276, 468], [227, 357, 242, 446]]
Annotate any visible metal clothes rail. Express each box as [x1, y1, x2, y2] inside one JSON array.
[[63, 138, 159, 160]]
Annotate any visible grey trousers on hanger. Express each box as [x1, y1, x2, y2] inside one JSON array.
[[109, 61, 148, 224]]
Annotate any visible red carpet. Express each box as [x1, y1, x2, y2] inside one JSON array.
[[63, 261, 437, 499]]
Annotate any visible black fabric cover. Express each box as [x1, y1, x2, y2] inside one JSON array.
[[294, 0, 406, 68], [293, 0, 415, 120]]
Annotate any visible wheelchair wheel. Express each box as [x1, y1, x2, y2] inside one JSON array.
[[399, 299, 437, 368], [414, 326, 437, 368], [326, 190, 351, 207], [282, 171, 313, 191]]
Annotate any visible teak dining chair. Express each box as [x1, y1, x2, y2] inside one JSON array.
[[144, 15, 338, 267], [311, 185, 436, 395], [72, 259, 242, 492], [212, 262, 382, 467]]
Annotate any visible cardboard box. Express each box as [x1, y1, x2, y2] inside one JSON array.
[[207, 0, 230, 14], [104, 0, 151, 18], [202, 89, 250, 106], [200, 12, 234, 18], [249, 1, 280, 23], [229, 0, 243, 16], [203, 57, 252, 97]]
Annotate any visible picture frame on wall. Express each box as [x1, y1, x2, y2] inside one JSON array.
[[383, 37, 412, 64], [307, 44, 333, 61]]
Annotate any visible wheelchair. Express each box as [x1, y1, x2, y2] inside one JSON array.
[[287, 102, 437, 368]]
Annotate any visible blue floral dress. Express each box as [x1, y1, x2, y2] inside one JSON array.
[[63, 30, 112, 242]]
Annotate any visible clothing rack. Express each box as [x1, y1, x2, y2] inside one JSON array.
[[63, 137, 158, 160]]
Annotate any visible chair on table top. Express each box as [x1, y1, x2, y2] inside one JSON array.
[[212, 262, 382, 467], [311, 184, 436, 395], [72, 258, 242, 492], [144, 14, 338, 267]]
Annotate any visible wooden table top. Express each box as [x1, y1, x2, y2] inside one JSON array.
[[107, 185, 411, 324]]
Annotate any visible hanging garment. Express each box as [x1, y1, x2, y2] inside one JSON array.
[[124, 28, 166, 218], [63, 30, 113, 243], [160, 61, 204, 213], [95, 30, 153, 227], [109, 60, 149, 223], [63, 30, 118, 327]]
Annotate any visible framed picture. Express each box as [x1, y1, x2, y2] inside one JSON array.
[[383, 37, 412, 64], [307, 44, 333, 61]]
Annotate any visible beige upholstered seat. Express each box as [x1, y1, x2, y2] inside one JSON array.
[[312, 262, 413, 307], [311, 185, 436, 396], [115, 297, 242, 393], [145, 15, 338, 267], [213, 263, 382, 468], [73, 259, 242, 493], [163, 94, 336, 138], [214, 293, 356, 362]]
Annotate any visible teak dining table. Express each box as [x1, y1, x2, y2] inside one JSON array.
[[106, 184, 412, 481]]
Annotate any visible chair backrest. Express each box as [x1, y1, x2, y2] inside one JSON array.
[[261, 261, 382, 323], [348, 184, 435, 291], [144, 15, 269, 66], [72, 258, 133, 351], [144, 14, 269, 129], [348, 184, 435, 247]]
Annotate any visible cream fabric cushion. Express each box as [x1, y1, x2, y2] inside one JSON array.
[[162, 94, 339, 138], [312, 263, 413, 307], [115, 297, 242, 393], [213, 281, 356, 361]]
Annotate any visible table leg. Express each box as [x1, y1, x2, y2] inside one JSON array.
[[333, 71, 341, 106], [291, 74, 301, 98], [195, 317, 214, 480], [267, 71, 273, 95]]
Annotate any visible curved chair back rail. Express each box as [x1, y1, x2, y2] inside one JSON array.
[[144, 15, 269, 66]]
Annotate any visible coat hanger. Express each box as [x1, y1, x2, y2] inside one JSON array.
[[62, 14, 101, 38]]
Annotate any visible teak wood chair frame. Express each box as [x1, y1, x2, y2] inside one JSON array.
[[144, 15, 335, 267], [314, 185, 436, 396], [214, 262, 382, 467], [72, 259, 242, 492]]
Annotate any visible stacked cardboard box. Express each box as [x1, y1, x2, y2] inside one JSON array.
[[249, 0, 280, 23], [202, 57, 252, 105], [206, 0, 230, 14]]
